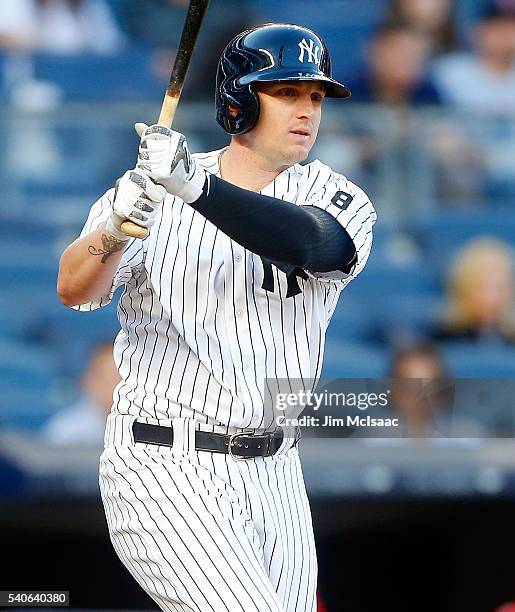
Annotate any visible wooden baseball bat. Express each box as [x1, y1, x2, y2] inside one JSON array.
[[120, 0, 211, 239]]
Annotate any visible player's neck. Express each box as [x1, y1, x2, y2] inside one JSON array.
[[219, 140, 287, 192]]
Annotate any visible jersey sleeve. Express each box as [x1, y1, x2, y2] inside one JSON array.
[[302, 173, 376, 285], [72, 188, 146, 311]]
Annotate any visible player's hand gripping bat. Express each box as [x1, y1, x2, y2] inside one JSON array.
[[120, 0, 211, 239]]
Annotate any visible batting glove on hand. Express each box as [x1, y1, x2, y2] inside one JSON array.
[[105, 169, 167, 240], [134, 123, 206, 204]]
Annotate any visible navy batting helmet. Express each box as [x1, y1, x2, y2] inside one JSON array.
[[215, 23, 351, 135]]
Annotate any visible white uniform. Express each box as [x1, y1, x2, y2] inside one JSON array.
[[74, 149, 376, 612]]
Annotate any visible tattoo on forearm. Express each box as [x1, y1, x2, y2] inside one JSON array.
[[88, 233, 127, 264]]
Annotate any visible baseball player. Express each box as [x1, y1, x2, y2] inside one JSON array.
[[58, 23, 376, 612]]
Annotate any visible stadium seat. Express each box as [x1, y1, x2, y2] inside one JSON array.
[[328, 302, 374, 343], [352, 261, 438, 298], [321, 341, 388, 379], [0, 340, 60, 429], [369, 294, 445, 346], [410, 210, 515, 275], [441, 342, 515, 378], [35, 304, 120, 378], [31, 47, 164, 101], [0, 388, 58, 430]]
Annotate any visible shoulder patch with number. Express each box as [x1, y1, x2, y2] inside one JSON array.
[[331, 191, 354, 210]]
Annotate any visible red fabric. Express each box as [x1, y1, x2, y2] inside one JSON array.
[[317, 591, 328, 612], [495, 604, 515, 612]]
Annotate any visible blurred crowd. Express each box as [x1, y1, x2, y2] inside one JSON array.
[[0, 0, 515, 442], [349, 0, 515, 110], [0, 0, 514, 109], [1, 0, 515, 202]]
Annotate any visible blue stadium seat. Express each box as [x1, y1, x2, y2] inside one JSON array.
[[12, 128, 131, 202], [0, 339, 57, 373], [321, 341, 388, 379], [338, 259, 440, 344], [35, 304, 120, 378], [0, 219, 62, 245], [410, 211, 515, 275], [0, 388, 58, 430], [0, 341, 60, 429], [1, 196, 96, 230], [328, 302, 373, 343], [441, 342, 515, 378], [20, 169, 105, 201], [370, 294, 445, 346], [254, 0, 387, 28], [0, 249, 61, 338], [352, 261, 438, 298], [31, 47, 164, 101]]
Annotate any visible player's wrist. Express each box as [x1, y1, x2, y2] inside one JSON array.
[[105, 214, 131, 242]]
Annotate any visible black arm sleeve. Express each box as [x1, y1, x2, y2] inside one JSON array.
[[189, 174, 357, 273]]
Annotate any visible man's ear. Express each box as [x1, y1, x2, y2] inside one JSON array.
[[228, 104, 239, 118]]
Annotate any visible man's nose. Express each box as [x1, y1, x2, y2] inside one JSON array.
[[296, 95, 315, 117]]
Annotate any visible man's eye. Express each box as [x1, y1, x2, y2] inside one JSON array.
[[279, 89, 295, 96]]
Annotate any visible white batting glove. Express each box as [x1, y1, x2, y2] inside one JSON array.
[[134, 123, 206, 204], [105, 169, 167, 240]]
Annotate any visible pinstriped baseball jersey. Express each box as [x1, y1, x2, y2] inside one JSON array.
[[75, 149, 376, 431]]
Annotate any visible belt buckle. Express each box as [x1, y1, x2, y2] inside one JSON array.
[[228, 429, 254, 461]]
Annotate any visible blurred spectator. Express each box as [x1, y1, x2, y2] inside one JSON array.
[[428, 118, 488, 206], [342, 24, 441, 214], [431, 1, 515, 113], [42, 340, 119, 445], [348, 24, 441, 105], [433, 238, 515, 344], [391, 343, 447, 379], [389, 342, 452, 437], [0, 0, 124, 55], [114, 0, 254, 98], [389, 342, 485, 438], [385, 0, 458, 53], [428, 1, 515, 203]]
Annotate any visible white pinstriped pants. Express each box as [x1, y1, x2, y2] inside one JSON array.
[[99, 416, 318, 612]]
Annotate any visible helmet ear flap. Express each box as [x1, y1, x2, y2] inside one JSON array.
[[217, 88, 260, 135], [219, 92, 244, 133]]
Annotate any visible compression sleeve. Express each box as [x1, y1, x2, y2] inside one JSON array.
[[189, 174, 357, 273]]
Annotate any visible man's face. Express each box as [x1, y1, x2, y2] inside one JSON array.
[[240, 81, 325, 167], [478, 17, 515, 63], [372, 30, 432, 88]]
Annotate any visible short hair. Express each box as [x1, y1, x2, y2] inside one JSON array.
[[390, 342, 447, 378]]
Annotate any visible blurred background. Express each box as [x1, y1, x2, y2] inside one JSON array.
[[1, 0, 515, 610]]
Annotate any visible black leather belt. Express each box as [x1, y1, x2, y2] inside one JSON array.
[[132, 421, 284, 459]]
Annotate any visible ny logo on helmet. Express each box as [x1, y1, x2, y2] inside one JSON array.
[[298, 38, 321, 65]]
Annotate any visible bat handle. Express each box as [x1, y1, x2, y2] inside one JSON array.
[[118, 95, 180, 239], [119, 220, 149, 238]]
